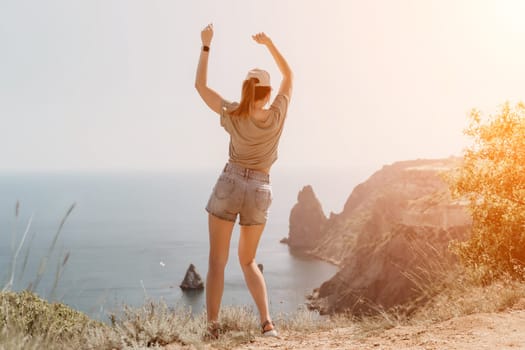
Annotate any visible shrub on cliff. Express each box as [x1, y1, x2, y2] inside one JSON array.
[[450, 102, 525, 280], [0, 290, 101, 348]]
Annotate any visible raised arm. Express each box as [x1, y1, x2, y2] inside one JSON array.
[[252, 33, 293, 100], [195, 23, 224, 114]]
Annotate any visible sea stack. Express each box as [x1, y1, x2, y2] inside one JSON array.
[[285, 185, 327, 250], [180, 264, 204, 291]]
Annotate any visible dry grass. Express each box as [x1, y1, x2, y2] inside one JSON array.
[[0, 328, 45, 350], [346, 262, 525, 339], [0, 290, 98, 350], [410, 270, 525, 323], [83, 301, 203, 349], [2, 271, 525, 350], [0, 292, 351, 350], [276, 306, 336, 333]]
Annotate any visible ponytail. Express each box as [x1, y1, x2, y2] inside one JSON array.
[[230, 78, 257, 118], [230, 78, 271, 118]]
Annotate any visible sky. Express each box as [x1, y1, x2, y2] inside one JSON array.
[[1, 0, 525, 172]]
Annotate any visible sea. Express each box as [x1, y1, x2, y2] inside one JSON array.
[[0, 166, 370, 321]]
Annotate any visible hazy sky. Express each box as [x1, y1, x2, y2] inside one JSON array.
[[1, 0, 524, 172]]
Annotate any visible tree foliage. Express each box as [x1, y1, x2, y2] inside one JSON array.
[[450, 102, 525, 279]]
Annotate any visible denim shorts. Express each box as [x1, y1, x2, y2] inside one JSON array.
[[205, 163, 272, 226]]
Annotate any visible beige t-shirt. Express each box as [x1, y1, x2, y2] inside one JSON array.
[[219, 94, 289, 170]]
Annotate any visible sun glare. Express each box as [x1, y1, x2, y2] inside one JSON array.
[[499, 1, 525, 34], [477, 1, 525, 36]]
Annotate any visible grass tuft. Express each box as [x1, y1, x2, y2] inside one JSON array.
[[0, 290, 100, 349]]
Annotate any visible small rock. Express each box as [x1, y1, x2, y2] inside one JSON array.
[[180, 263, 204, 291], [257, 263, 264, 273]]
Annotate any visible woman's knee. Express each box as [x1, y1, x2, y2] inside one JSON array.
[[238, 252, 255, 268], [208, 256, 229, 271]]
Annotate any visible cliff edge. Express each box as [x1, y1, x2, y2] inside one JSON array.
[[286, 158, 472, 315]]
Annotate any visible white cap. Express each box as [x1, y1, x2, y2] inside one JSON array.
[[245, 68, 271, 87]]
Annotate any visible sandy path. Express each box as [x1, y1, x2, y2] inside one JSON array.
[[164, 310, 525, 349], [233, 310, 525, 350]]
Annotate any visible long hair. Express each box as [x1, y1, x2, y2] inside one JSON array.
[[229, 78, 271, 118]]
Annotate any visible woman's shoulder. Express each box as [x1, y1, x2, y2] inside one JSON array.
[[222, 99, 239, 112], [251, 109, 272, 123]]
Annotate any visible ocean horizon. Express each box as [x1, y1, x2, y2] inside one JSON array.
[[0, 166, 372, 321]]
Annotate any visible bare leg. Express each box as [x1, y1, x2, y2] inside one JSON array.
[[206, 214, 235, 323], [238, 224, 273, 330]]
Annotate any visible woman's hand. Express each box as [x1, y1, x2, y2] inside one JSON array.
[[252, 32, 273, 46], [201, 23, 214, 46], [253, 33, 292, 100]]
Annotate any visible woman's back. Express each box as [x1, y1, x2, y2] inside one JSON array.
[[220, 94, 289, 170]]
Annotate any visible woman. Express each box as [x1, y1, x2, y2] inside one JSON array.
[[195, 23, 293, 338]]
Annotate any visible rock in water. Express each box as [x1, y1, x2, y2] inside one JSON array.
[[180, 264, 204, 291], [286, 185, 327, 250], [257, 263, 264, 273]]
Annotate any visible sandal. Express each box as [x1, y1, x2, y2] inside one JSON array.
[[204, 321, 220, 340], [261, 320, 279, 337]]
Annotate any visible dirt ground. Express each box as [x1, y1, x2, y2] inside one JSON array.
[[165, 309, 525, 350], [235, 310, 525, 350]]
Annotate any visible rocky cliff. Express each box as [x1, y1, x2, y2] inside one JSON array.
[[287, 158, 472, 315], [307, 223, 469, 315]]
